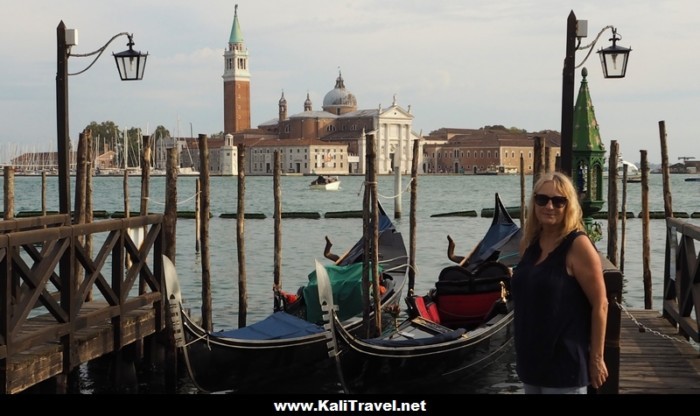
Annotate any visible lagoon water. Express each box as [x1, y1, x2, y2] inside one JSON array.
[[6, 173, 699, 394]]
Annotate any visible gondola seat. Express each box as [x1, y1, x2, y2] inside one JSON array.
[[433, 262, 510, 329], [435, 288, 502, 329], [407, 295, 441, 324]]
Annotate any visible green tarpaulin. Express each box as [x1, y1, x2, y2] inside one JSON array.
[[303, 262, 383, 324]]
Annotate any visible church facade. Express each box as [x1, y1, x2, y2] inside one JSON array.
[[222, 6, 423, 176]]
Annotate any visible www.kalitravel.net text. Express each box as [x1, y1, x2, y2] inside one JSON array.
[[272, 399, 428, 413]]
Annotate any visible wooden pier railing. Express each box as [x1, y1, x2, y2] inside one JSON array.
[[0, 213, 166, 394], [662, 218, 700, 341]]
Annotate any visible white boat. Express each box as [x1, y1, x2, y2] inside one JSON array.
[[178, 166, 200, 176], [309, 175, 340, 190], [603, 160, 642, 183]]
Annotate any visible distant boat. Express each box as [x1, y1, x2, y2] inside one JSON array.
[[685, 177, 700, 182], [604, 160, 642, 183], [309, 175, 340, 190], [470, 165, 517, 175], [178, 167, 199, 176]]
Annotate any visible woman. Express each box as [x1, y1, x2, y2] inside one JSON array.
[[511, 172, 608, 394]]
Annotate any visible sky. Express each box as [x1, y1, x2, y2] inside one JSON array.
[[2, 0, 698, 165]]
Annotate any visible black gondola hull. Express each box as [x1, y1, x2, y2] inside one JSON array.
[[332, 306, 514, 393], [175, 270, 406, 393]]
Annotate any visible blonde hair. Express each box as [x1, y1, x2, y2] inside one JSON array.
[[520, 172, 585, 254]]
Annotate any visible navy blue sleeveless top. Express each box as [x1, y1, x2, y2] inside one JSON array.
[[511, 230, 591, 388]]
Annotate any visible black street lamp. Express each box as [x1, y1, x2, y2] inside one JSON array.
[[113, 35, 148, 81], [56, 21, 148, 217], [560, 11, 631, 177], [598, 28, 632, 79]]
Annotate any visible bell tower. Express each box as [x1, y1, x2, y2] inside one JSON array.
[[223, 4, 251, 134]]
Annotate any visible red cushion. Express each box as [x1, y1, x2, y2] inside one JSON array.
[[412, 296, 441, 324], [437, 291, 500, 328]]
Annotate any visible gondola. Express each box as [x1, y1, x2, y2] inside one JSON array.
[[317, 193, 521, 393], [163, 202, 408, 393]]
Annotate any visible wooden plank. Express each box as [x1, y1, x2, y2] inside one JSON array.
[[4, 343, 63, 394], [619, 308, 700, 394], [3, 304, 158, 393]]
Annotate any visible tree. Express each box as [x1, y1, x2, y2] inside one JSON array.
[[84, 121, 120, 155], [82, 122, 172, 167], [152, 125, 170, 140]]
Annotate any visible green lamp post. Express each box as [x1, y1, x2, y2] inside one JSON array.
[[572, 67, 606, 240]]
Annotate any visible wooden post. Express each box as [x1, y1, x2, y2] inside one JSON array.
[[85, 130, 94, 221], [3, 166, 14, 220], [74, 131, 87, 226], [237, 143, 248, 328], [140, 135, 151, 217], [3, 165, 16, 310], [273, 151, 282, 295], [85, 132, 94, 301], [658, 121, 674, 309], [123, 168, 130, 272], [370, 138, 381, 336], [519, 155, 525, 228], [195, 179, 201, 253], [640, 150, 652, 309], [620, 165, 628, 274], [74, 132, 88, 291], [164, 147, 178, 263], [198, 134, 212, 331], [544, 146, 551, 173], [138, 135, 150, 296], [362, 133, 374, 337], [41, 171, 47, 217], [607, 141, 619, 265], [394, 167, 402, 219], [533, 136, 545, 186], [123, 170, 129, 219], [163, 146, 179, 393], [408, 139, 418, 294], [659, 121, 673, 219]]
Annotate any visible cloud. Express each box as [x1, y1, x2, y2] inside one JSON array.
[[1, 0, 698, 164]]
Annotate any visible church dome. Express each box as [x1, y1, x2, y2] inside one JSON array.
[[322, 71, 357, 114]]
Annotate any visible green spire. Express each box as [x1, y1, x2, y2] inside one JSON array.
[[229, 4, 244, 44], [572, 67, 606, 218], [572, 67, 605, 153]]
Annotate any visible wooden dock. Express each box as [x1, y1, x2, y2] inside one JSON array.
[[618, 309, 700, 394], [0, 213, 174, 394]]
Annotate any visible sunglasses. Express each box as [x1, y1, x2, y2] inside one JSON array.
[[534, 194, 568, 208]]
